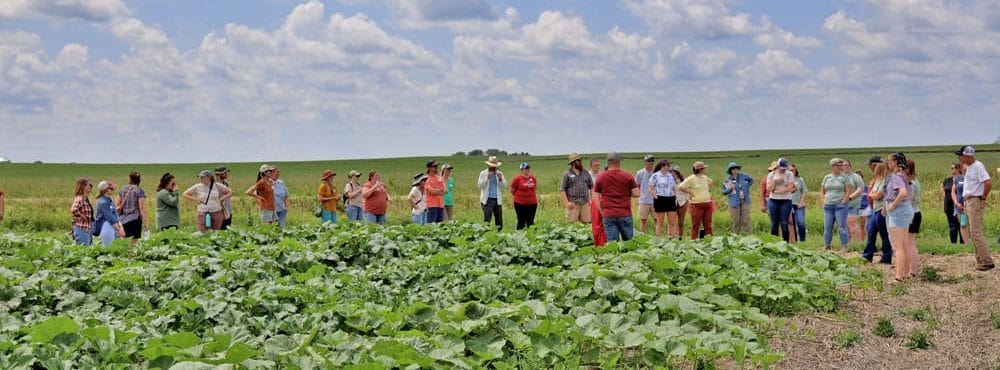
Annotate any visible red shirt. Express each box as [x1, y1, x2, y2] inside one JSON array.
[[595, 169, 638, 218], [424, 174, 445, 208], [363, 181, 389, 214], [510, 175, 538, 205]]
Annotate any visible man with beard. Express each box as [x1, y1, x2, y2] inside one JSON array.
[[561, 153, 594, 224]]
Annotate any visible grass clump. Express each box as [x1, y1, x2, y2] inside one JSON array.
[[990, 306, 1000, 330], [873, 316, 895, 338], [920, 266, 942, 282], [899, 306, 934, 322], [834, 329, 861, 348], [906, 330, 932, 349]]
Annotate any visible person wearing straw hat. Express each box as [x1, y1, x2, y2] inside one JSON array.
[[424, 160, 446, 224], [213, 166, 234, 230], [442, 164, 455, 221], [477, 156, 506, 230], [409, 173, 428, 225], [594, 152, 640, 242], [955, 145, 995, 271], [344, 170, 364, 222], [678, 161, 715, 240], [560, 153, 593, 224], [183, 170, 233, 233], [722, 161, 754, 236], [317, 170, 339, 224], [820, 158, 853, 250], [246, 164, 278, 225]]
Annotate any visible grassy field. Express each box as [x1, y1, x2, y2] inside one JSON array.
[[1, 144, 998, 250]]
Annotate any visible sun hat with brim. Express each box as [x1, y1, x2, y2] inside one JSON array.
[[954, 145, 975, 156], [726, 162, 741, 173], [259, 164, 277, 173], [214, 166, 230, 174], [670, 164, 681, 172], [198, 170, 213, 178], [643, 154, 655, 162], [567, 153, 582, 164], [321, 170, 335, 180], [692, 161, 708, 170], [829, 158, 844, 166], [412, 174, 428, 186], [441, 164, 453, 170], [348, 170, 361, 177], [767, 161, 778, 171], [485, 156, 502, 167]]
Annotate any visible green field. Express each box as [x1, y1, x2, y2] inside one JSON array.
[[1, 144, 998, 249]]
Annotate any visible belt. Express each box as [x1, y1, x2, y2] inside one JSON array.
[[966, 195, 984, 200]]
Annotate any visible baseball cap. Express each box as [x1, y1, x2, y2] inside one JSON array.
[[259, 164, 277, 173], [867, 156, 882, 165], [198, 170, 213, 178], [607, 152, 622, 162], [643, 154, 655, 162], [97, 180, 114, 193], [692, 161, 707, 170], [954, 145, 975, 156], [777, 158, 789, 169], [520, 161, 530, 169], [214, 166, 229, 174], [829, 157, 844, 166], [426, 160, 439, 168], [348, 170, 361, 177]]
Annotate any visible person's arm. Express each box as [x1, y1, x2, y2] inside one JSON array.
[[182, 186, 199, 203], [887, 186, 908, 211], [819, 178, 827, 205], [497, 171, 507, 187], [722, 177, 734, 195], [509, 177, 518, 196], [766, 174, 777, 193], [841, 180, 853, 204], [797, 181, 807, 208], [362, 184, 374, 198], [161, 190, 180, 207], [983, 178, 992, 200], [138, 196, 149, 231], [847, 178, 864, 200], [408, 189, 418, 207], [219, 186, 233, 202], [245, 182, 259, 197]]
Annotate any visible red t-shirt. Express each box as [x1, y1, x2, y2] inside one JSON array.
[[510, 175, 538, 205], [424, 175, 445, 208], [363, 181, 389, 214], [595, 169, 638, 218]]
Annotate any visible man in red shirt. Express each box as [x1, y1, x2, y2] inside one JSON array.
[[594, 152, 640, 242], [423, 160, 446, 223]]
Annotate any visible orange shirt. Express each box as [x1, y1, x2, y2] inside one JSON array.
[[255, 179, 276, 211], [318, 182, 338, 211], [424, 175, 444, 208]]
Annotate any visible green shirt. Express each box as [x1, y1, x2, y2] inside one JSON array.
[[910, 178, 922, 213], [156, 189, 180, 229], [821, 173, 850, 205], [871, 178, 886, 212], [443, 177, 455, 206], [791, 177, 808, 206], [847, 173, 866, 209]]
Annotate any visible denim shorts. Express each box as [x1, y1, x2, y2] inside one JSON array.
[[260, 210, 278, 223], [847, 206, 860, 217], [885, 202, 914, 228]]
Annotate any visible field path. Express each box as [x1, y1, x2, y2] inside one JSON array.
[[772, 253, 1000, 369]]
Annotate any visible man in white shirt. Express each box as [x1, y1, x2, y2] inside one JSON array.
[[956, 145, 994, 271]]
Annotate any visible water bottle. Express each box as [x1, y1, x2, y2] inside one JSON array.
[[204, 213, 212, 228]]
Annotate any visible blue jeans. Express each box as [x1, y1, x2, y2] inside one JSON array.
[[321, 210, 338, 224], [411, 211, 426, 225], [73, 226, 92, 246], [768, 199, 793, 242], [793, 205, 807, 242], [425, 207, 444, 224], [99, 221, 116, 246], [823, 203, 849, 247], [862, 209, 892, 262], [346, 205, 363, 222], [276, 210, 287, 228], [603, 216, 635, 242], [364, 212, 386, 224]]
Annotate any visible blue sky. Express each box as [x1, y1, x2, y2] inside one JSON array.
[[1, 0, 998, 163]]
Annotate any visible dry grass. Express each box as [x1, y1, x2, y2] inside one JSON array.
[[771, 253, 1000, 370]]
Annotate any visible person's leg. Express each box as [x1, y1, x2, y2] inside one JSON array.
[[490, 199, 503, 230], [689, 204, 704, 240], [604, 217, 620, 242], [946, 211, 960, 243], [73, 226, 93, 246], [221, 216, 232, 230], [100, 221, 115, 246], [794, 205, 807, 242], [777, 200, 792, 242], [483, 200, 492, 223], [823, 204, 835, 248], [526, 204, 536, 228], [667, 212, 679, 238], [445, 206, 453, 221], [514, 203, 526, 230], [728, 206, 741, 235], [654, 210, 665, 237], [638, 204, 650, 233], [620, 216, 635, 241], [863, 212, 879, 261], [677, 204, 687, 235], [848, 213, 861, 243], [277, 210, 287, 227], [767, 199, 781, 237], [211, 210, 226, 230], [376, 214, 386, 224], [741, 204, 753, 235], [965, 197, 995, 268], [889, 226, 909, 280], [836, 204, 850, 247], [859, 214, 868, 241], [196, 211, 208, 233], [703, 204, 714, 237], [877, 212, 893, 263]]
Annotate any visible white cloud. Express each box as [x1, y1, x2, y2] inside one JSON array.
[[738, 50, 809, 82], [0, 0, 129, 22], [623, 0, 753, 39], [754, 16, 821, 49]]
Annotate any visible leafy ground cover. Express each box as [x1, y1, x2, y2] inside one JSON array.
[[1, 223, 858, 368]]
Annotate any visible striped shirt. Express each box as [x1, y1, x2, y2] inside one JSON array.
[[71, 195, 93, 231]]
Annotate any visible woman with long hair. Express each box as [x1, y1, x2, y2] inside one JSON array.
[[70, 178, 95, 245], [789, 164, 808, 243], [862, 162, 892, 263], [884, 152, 916, 281], [155, 173, 180, 230], [648, 160, 679, 237], [117, 171, 149, 240], [362, 170, 390, 224], [905, 159, 921, 275], [246, 165, 278, 226], [670, 165, 688, 235]]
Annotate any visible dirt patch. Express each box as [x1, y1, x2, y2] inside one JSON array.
[[771, 253, 1000, 370]]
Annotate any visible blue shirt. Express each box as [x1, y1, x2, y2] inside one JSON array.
[[636, 168, 655, 204], [95, 195, 120, 225], [721, 173, 754, 207], [273, 180, 288, 212], [648, 172, 676, 197], [487, 174, 498, 198]]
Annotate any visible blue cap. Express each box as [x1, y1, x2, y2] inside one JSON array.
[[520, 161, 530, 169], [777, 158, 789, 169]]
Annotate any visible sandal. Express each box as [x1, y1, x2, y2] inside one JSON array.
[[893, 276, 906, 282]]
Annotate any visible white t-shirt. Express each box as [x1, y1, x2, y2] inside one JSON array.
[[409, 187, 426, 215], [767, 170, 796, 200], [964, 160, 991, 197], [185, 182, 229, 213]]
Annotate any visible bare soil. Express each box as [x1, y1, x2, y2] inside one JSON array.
[[771, 253, 1000, 370]]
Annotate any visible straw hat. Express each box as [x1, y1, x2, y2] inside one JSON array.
[[485, 156, 502, 167], [567, 153, 582, 164], [321, 170, 335, 180]]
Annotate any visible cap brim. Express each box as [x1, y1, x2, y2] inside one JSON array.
[[485, 162, 501, 167]]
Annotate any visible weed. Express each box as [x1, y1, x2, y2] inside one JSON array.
[[990, 307, 1000, 330], [906, 330, 932, 349], [873, 316, 895, 338], [899, 306, 934, 322], [920, 266, 942, 282], [889, 282, 908, 297], [835, 329, 861, 348]]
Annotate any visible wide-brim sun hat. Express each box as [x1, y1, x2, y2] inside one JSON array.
[[567, 153, 582, 164], [321, 170, 335, 180], [485, 156, 502, 167], [693, 161, 708, 170], [441, 163, 453, 171], [214, 166, 229, 174], [259, 164, 277, 173], [767, 161, 778, 171], [726, 162, 741, 173], [348, 170, 361, 177], [412, 174, 428, 186]]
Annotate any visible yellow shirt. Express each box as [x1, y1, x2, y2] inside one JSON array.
[[680, 174, 714, 204], [318, 182, 338, 211]]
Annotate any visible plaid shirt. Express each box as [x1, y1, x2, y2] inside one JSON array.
[[560, 168, 593, 204], [71, 195, 93, 231]]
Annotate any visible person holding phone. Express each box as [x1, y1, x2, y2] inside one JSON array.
[[362, 170, 390, 224], [477, 156, 506, 230], [155, 173, 180, 230]]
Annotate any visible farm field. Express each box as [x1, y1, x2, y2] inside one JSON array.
[[1, 145, 999, 368]]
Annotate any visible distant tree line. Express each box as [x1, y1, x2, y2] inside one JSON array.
[[452, 149, 530, 157]]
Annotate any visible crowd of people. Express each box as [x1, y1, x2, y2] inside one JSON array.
[[0, 145, 993, 273]]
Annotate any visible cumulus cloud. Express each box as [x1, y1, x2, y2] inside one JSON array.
[[623, 0, 753, 39], [0, 0, 129, 22], [754, 16, 821, 49]]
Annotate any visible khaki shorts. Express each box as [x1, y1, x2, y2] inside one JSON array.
[[638, 204, 654, 219], [566, 203, 591, 223]]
